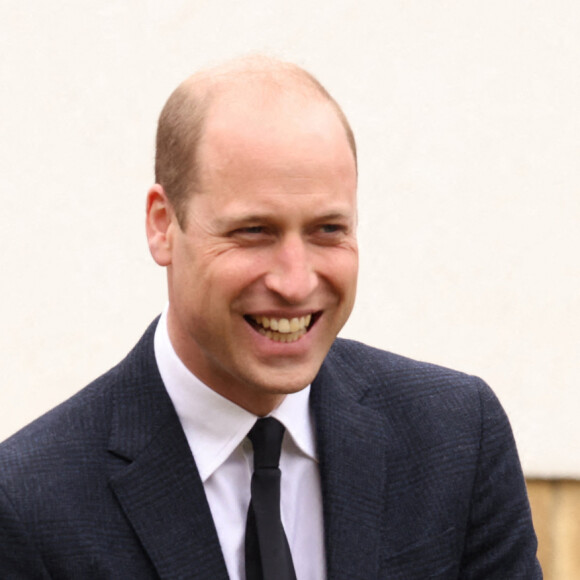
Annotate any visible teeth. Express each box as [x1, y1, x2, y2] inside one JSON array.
[[258, 327, 306, 343], [251, 314, 314, 340]]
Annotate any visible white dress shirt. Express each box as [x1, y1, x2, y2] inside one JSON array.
[[154, 307, 326, 579]]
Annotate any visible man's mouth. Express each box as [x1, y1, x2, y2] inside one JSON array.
[[244, 313, 319, 343]]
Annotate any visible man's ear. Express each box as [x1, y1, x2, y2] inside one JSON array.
[[146, 184, 176, 266]]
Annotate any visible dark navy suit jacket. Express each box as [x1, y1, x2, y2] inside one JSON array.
[[0, 320, 541, 578]]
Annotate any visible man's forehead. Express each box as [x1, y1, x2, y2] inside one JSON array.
[[199, 92, 351, 164], [204, 82, 332, 128]]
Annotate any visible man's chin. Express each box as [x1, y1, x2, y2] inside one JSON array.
[[251, 372, 314, 396], [224, 376, 311, 416], [246, 364, 318, 397]]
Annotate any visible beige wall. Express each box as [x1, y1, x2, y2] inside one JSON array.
[[527, 479, 580, 580], [1, 2, 579, 478]]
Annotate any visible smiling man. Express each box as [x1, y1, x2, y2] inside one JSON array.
[[147, 72, 358, 417], [0, 57, 541, 579]]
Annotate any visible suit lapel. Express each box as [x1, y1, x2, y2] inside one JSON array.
[[106, 322, 229, 580], [311, 350, 388, 580]]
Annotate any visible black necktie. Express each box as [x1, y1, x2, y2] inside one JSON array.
[[245, 417, 297, 580]]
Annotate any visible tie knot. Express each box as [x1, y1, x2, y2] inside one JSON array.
[[248, 417, 285, 469]]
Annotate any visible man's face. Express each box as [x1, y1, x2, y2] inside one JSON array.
[[161, 95, 358, 414]]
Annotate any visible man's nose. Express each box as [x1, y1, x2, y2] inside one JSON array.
[[264, 235, 318, 304]]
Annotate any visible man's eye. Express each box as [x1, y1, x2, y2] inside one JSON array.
[[236, 226, 265, 235], [319, 224, 343, 234]]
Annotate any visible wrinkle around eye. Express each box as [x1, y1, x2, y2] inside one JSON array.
[[309, 224, 353, 245], [234, 226, 268, 235], [318, 224, 346, 235], [227, 227, 277, 247]]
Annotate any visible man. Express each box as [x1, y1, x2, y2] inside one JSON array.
[[0, 57, 541, 578]]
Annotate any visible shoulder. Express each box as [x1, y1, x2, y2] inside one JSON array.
[[320, 338, 507, 437], [0, 368, 115, 500], [324, 337, 493, 400], [0, 319, 159, 482]]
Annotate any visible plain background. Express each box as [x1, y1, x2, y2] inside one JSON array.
[[1, 1, 578, 478]]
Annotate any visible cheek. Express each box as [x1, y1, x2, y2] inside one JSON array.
[[217, 251, 271, 284], [320, 252, 358, 289], [196, 256, 268, 308]]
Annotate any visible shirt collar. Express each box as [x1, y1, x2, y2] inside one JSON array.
[[153, 306, 318, 482]]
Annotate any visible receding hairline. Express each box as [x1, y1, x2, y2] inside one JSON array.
[[177, 55, 342, 104], [155, 56, 357, 227]]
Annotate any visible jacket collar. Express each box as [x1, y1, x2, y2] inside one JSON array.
[[106, 320, 229, 579], [311, 339, 388, 580]]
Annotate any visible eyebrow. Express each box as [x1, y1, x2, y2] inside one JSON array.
[[216, 209, 354, 228]]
